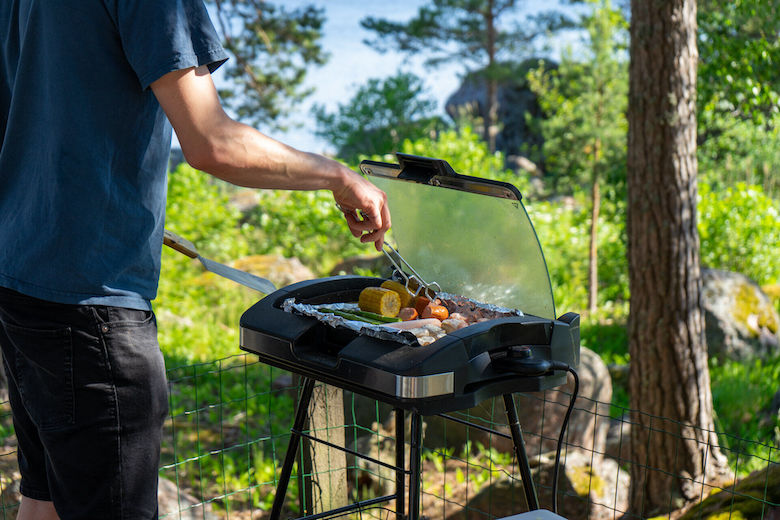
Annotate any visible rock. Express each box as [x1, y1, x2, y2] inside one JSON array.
[[701, 268, 780, 361], [231, 254, 314, 288], [229, 189, 261, 216], [444, 59, 554, 162], [271, 373, 294, 392], [423, 347, 612, 462], [760, 389, 780, 430], [158, 477, 218, 519], [604, 414, 632, 465], [448, 448, 628, 520], [194, 254, 315, 291], [329, 254, 391, 277], [678, 463, 780, 520]]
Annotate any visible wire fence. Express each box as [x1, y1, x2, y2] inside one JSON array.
[[0, 353, 777, 520]]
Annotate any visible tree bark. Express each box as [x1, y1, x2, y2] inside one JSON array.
[[626, 0, 730, 515], [484, 0, 499, 153], [587, 139, 601, 316]]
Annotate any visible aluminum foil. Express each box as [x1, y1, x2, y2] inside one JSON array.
[[437, 292, 525, 318], [282, 292, 524, 347], [282, 299, 419, 345]]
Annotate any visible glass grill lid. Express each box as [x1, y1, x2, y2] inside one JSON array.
[[360, 153, 556, 320]]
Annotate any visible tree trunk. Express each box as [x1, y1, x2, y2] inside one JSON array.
[[484, 0, 498, 153], [626, 0, 730, 516], [587, 139, 601, 316]]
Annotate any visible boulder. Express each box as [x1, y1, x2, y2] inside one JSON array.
[[444, 59, 553, 162], [158, 477, 217, 519], [678, 463, 780, 520], [446, 448, 629, 520], [193, 254, 315, 291], [329, 254, 391, 277], [701, 268, 780, 361]]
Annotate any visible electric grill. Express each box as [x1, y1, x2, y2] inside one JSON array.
[[239, 153, 580, 520]]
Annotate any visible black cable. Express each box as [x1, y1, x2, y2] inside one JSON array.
[[550, 363, 579, 515]]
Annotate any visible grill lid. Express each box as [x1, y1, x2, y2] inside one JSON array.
[[360, 153, 555, 320]]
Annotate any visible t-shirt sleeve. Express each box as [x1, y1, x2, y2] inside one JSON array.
[[108, 0, 228, 90]]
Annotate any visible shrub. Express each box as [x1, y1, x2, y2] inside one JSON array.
[[699, 182, 780, 286]]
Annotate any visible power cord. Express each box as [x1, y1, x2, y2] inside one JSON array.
[[549, 362, 579, 515]]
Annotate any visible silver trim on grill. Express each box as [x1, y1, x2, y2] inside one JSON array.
[[396, 373, 454, 399]]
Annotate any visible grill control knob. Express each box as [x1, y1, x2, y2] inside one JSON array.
[[507, 345, 532, 359], [500, 346, 553, 376]]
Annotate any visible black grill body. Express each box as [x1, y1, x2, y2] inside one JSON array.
[[240, 275, 579, 415]]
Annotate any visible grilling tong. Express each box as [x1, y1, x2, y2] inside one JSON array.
[[382, 243, 441, 300], [334, 202, 440, 299]]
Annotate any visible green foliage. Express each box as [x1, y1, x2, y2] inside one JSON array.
[[527, 0, 628, 199], [709, 354, 780, 475], [209, 1, 328, 129], [698, 0, 780, 126], [165, 163, 247, 260], [243, 189, 371, 274], [698, 182, 780, 286], [158, 164, 256, 364], [699, 112, 780, 199], [395, 125, 530, 191], [312, 72, 445, 164], [361, 0, 572, 70], [527, 196, 628, 312], [162, 358, 300, 512], [697, 1, 780, 198], [361, 0, 574, 150]]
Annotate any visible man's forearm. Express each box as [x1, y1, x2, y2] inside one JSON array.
[[190, 117, 346, 193]]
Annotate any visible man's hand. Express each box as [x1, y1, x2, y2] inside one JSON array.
[[332, 168, 391, 251]]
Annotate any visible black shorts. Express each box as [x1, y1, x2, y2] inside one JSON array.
[[0, 287, 169, 519]]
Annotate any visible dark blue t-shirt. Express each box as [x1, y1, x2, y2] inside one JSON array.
[[0, 0, 227, 310]]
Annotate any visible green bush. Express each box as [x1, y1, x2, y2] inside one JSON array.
[[527, 194, 628, 313], [243, 189, 371, 274], [396, 125, 531, 191], [699, 181, 780, 286], [158, 163, 256, 365]]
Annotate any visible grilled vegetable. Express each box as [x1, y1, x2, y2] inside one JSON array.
[[319, 308, 384, 325], [358, 287, 401, 317], [353, 310, 402, 323], [422, 304, 449, 321], [380, 280, 415, 308]]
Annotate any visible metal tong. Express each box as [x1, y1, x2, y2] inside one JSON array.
[[382, 243, 441, 300]]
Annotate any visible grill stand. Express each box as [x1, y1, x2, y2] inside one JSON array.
[[269, 376, 540, 520]]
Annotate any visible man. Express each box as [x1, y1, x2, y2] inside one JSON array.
[[0, 1, 390, 519]]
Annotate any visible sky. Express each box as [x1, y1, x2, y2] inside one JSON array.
[[204, 0, 576, 154]]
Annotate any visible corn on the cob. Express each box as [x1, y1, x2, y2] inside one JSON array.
[[380, 280, 415, 308], [358, 287, 400, 317]]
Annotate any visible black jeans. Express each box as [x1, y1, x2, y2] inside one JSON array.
[[0, 287, 168, 519]]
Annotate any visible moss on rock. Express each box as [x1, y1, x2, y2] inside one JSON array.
[[734, 282, 779, 335], [679, 463, 780, 520]]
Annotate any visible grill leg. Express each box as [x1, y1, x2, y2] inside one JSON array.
[[503, 393, 540, 511], [408, 412, 423, 520], [271, 377, 316, 520], [395, 408, 405, 520]]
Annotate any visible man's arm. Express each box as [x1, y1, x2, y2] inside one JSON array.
[[150, 65, 390, 250]]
